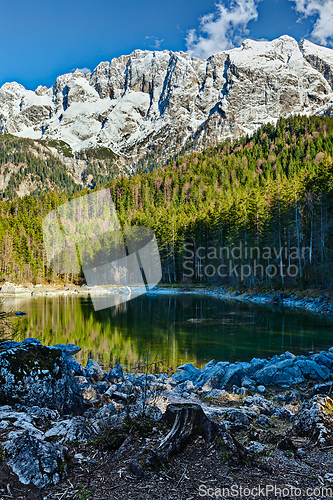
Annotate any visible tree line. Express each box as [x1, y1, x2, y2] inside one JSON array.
[[0, 114, 333, 290]]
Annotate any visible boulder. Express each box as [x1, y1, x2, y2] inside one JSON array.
[[105, 364, 124, 383], [313, 351, 333, 370], [296, 359, 330, 381], [241, 377, 257, 391], [246, 441, 266, 454], [171, 363, 201, 384], [132, 373, 157, 388], [311, 382, 333, 397], [284, 390, 305, 405], [273, 407, 296, 420], [74, 376, 88, 386], [0, 343, 84, 415], [62, 354, 85, 376], [203, 359, 216, 369], [0, 407, 45, 440], [85, 359, 105, 381], [104, 384, 118, 398], [96, 381, 108, 394], [14, 405, 60, 423], [44, 417, 92, 444], [0, 282, 32, 295], [201, 364, 245, 391], [206, 388, 227, 399], [4, 433, 68, 488], [243, 394, 278, 416], [121, 397, 162, 420], [184, 380, 196, 392], [81, 384, 101, 404], [117, 380, 137, 395], [52, 344, 81, 355], [254, 358, 329, 386], [110, 391, 129, 403], [293, 395, 333, 446], [94, 403, 117, 423], [238, 362, 251, 370], [22, 338, 42, 346], [238, 387, 248, 396], [258, 415, 270, 426], [247, 358, 269, 377], [195, 362, 229, 388], [222, 408, 251, 428], [0, 341, 21, 351]]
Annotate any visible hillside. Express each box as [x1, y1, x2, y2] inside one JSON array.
[[1, 114, 333, 290], [2, 36, 333, 169], [0, 134, 126, 200]]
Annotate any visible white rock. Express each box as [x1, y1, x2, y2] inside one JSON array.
[[246, 441, 266, 454], [1, 36, 333, 165], [44, 417, 91, 444]]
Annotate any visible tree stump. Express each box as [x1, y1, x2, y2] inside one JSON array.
[[130, 403, 247, 477]]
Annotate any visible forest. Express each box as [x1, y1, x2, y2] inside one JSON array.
[[0, 114, 333, 290], [0, 134, 122, 199]]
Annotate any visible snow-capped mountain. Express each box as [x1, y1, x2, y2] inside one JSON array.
[[2, 35, 333, 163]]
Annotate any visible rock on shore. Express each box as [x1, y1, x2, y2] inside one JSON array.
[[2, 339, 333, 487], [0, 339, 84, 415]]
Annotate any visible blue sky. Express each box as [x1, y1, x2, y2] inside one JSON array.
[[0, 0, 332, 90]]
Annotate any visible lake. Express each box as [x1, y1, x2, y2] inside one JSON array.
[[2, 293, 333, 370]]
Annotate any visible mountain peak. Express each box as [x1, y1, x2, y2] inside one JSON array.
[[1, 36, 333, 165]]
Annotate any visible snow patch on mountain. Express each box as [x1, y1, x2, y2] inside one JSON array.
[[1, 36, 333, 163]]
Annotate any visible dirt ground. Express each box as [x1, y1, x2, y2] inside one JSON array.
[[1, 413, 333, 500]]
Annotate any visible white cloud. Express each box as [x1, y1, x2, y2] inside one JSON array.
[[291, 0, 333, 46], [145, 36, 164, 50], [186, 0, 259, 58], [70, 67, 91, 75], [153, 38, 164, 50]]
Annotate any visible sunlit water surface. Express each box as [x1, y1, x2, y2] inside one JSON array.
[[2, 293, 333, 370]]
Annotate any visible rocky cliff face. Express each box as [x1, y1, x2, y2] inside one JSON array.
[[1, 35, 333, 164]]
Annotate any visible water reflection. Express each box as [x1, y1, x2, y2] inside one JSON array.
[[1, 293, 333, 369]]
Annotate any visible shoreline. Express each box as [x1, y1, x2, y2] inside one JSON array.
[[150, 285, 333, 317], [1, 280, 333, 316], [202, 286, 333, 317], [2, 339, 333, 495]]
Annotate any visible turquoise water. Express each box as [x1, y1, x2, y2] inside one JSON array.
[[3, 293, 333, 369]]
